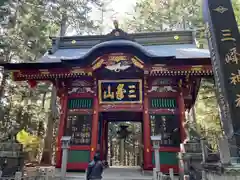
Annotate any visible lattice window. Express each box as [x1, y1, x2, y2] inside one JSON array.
[[68, 98, 93, 109], [150, 114, 180, 147], [65, 115, 92, 145]]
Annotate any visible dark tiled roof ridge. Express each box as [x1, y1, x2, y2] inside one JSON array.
[[50, 30, 194, 40]]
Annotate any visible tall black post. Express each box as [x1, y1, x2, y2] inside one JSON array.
[[203, 0, 240, 158]]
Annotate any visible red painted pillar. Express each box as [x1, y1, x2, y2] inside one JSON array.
[[104, 122, 108, 160], [56, 92, 68, 168], [177, 89, 187, 142], [100, 120, 107, 160], [90, 79, 99, 159], [143, 77, 151, 169]]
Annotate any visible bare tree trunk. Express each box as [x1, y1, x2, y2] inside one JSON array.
[[0, 71, 8, 98], [0, 71, 8, 121], [128, 151, 130, 166], [41, 86, 57, 164], [60, 14, 67, 36], [110, 139, 113, 166], [41, 5, 68, 164], [133, 124, 136, 166], [41, 92, 47, 110]]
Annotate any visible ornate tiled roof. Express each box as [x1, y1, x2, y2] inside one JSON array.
[[39, 44, 210, 63], [0, 28, 211, 70]]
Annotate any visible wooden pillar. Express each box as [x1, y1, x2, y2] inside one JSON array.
[[100, 119, 104, 160], [56, 91, 68, 168], [143, 77, 151, 169], [90, 78, 99, 159], [120, 139, 125, 165], [101, 120, 107, 160], [191, 106, 197, 124], [104, 122, 108, 161], [177, 82, 187, 142]]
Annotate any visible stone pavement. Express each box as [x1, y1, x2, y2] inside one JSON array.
[[56, 166, 152, 180], [56, 166, 179, 180]]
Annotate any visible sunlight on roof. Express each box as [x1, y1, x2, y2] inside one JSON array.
[[180, 48, 210, 54]]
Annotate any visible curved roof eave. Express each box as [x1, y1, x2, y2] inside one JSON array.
[[60, 39, 176, 65]]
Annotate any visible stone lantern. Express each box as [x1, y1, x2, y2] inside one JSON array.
[[60, 136, 71, 180], [151, 135, 162, 172]]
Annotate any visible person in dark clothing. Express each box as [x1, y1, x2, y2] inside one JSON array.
[[86, 152, 105, 180]]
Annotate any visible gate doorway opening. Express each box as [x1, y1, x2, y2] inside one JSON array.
[[99, 112, 143, 167]]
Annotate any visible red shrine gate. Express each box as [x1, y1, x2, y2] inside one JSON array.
[[55, 53, 189, 173], [1, 28, 213, 174]]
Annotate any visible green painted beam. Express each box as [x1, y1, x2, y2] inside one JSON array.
[[152, 152, 178, 165], [68, 150, 90, 163]]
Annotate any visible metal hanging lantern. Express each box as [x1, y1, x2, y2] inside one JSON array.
[[117, 125, 131, 139]]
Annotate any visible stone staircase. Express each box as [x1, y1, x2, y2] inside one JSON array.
[[57, 167, 153, 180]]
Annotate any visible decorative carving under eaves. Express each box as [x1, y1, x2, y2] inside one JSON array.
[[71, 80, 93, 87], [105, 62, 131, 72], [151, 66, 168, 72], [148, 86, 177, 92], [152, 78, 176, 86], [68, 87, 94, 94]]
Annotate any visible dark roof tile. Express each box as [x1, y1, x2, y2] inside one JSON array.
[[38, 43, 210, 63]]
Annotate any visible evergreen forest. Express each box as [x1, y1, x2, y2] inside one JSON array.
[[0, 0, 239, 165]]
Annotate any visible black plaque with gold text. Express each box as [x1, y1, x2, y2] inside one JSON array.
[[98, 79, 143, 104], [203, 0, 240, 154]]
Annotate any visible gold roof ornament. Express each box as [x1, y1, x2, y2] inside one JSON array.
[[113, 20, 119, 29], [71, 40, 76, 44], [174, 35, 179, 40]]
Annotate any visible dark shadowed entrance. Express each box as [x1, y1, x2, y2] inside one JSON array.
[[98, 112, 143, 167]]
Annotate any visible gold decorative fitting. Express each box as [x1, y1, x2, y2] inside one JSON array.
[[178, 79, 183, 87], [191, 65, 203, 72], [236, 94, 240, 107], [174, 35, 179, 40], [132, 58, 144, 69], [113, 20, 119, 29], [71, 68, 85, 74], [92, 59, 104, 70], [88, 72, 93, 76], [213, 6, 228, 13], [39, 70, 49, 75]]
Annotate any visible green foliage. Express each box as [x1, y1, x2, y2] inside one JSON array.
[[125, 0, 203, 32], [0, 0, 8, 6], [1, 81, 50, 132], [125, 0, 239, 147], [232, 0, 240, 29], [0, 0, 59, 62], [0, 0, 107, 164], [125, 0, 239, 34], [195, 78, 222, 148]]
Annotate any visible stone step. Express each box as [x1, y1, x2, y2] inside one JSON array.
[[59, 173, 153, 180], [57, 167, 153, 180], [56, 167, 179, 180], [64, 176, 178, 180]]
